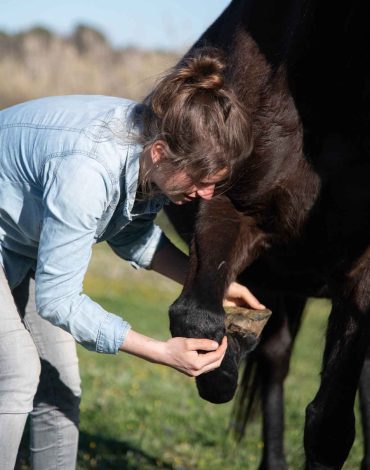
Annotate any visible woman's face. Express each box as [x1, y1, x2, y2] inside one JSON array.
[[159, 169, 227, 205], [148, 140, 228, 204]]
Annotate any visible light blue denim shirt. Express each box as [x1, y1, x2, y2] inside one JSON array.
[[0, 95, 169, 354]]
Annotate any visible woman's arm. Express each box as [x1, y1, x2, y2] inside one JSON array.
[[119, 329, 227, 376], [150, 239, 188, 284], [36, 155, 130, 354]]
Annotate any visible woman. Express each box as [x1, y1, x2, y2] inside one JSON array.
[[0, 48, 263, 469]]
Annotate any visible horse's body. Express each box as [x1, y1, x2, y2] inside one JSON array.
[[166, 1, 370, 468]]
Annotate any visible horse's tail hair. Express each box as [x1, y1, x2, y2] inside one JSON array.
[[229, 294, 307, 441], [229, 350, 261, 441]]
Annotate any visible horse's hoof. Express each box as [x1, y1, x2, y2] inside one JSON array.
[[225, 307, 271, 351]]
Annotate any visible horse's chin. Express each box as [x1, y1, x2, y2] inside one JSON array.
[[196, 367, 238, 404]]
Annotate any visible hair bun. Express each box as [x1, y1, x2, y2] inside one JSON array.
[[179, 48, 225, 91]]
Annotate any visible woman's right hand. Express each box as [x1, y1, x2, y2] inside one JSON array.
[[161, 336, 227, 377]]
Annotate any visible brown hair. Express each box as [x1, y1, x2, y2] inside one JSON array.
[[139, 47, 253, 195]]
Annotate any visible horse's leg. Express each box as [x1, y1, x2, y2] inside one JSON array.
[[257, 293, 306, 470], [304, 248, 370, 469], [169, 195, 268, 404], [359, 347, 370, 470]]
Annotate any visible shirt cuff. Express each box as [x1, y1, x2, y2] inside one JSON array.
[[96, 312, 131, 354]]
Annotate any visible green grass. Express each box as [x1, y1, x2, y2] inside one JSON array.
[[17, 238, 365, 469]]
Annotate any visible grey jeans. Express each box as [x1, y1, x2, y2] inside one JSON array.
[[0, 267, 81, 469]]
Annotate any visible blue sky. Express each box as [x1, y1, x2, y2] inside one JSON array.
[[0, 0, 230, 50]]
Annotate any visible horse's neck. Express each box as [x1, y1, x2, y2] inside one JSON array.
[[194, 4, 322, 242], [227, 60, 321, 241]]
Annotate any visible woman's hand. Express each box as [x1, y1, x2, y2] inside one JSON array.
[[223, 281, 265, 309], [162, 336, 227, 376], [120, 330, 227, 377]]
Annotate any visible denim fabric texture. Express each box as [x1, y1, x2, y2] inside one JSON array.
[[0, 95, 169, 354]]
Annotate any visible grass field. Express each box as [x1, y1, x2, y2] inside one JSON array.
[[17, 220, 365, 470]]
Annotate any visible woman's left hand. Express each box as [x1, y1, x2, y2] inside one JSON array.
[[223, 281, 265, 310]]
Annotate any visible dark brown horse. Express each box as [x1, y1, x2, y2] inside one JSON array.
[[166, 1, 370, 469]]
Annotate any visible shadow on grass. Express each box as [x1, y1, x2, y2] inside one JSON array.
[[16, 425, 174, 469], [78, 430, 175, 469]]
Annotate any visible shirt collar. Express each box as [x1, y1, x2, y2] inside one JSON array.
[[122, 142, 141, 221]]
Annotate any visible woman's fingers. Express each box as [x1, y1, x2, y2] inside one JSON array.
[[241, 287, 265, 309], [177, 337, 228, 377], [224, 282, 265, 309], [165, 336, 228, 377], [199, 357, 226, 375], [196, 336, 227, 369], [186, 338, 219, 352]]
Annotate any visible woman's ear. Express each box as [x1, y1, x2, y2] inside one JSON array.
[[150, 140, 167, 165]]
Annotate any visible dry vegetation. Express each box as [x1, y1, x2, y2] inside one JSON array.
[[0, 25, 181, 108]]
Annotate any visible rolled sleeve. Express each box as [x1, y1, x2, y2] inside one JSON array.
[[38, 293, 131, 354], [36, 154, 131, 354], [108, 215, 166, 269], [96, 311, 132, 353]]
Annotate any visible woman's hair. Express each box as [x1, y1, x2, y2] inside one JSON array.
[[138, 47, 253, 195]]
